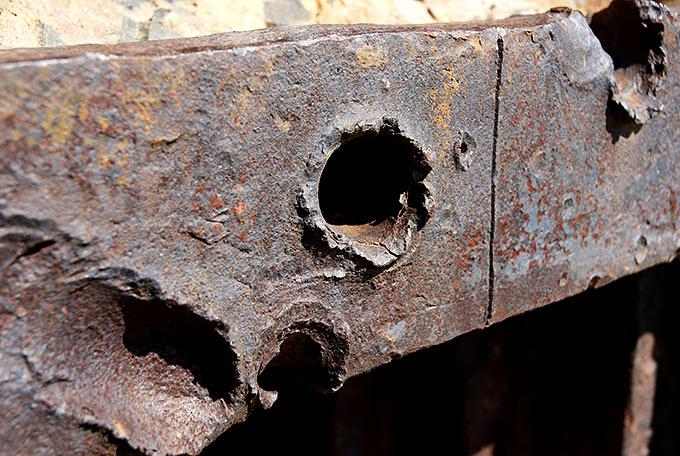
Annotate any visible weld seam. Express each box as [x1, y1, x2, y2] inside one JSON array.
[[485, 35, 503, 326]]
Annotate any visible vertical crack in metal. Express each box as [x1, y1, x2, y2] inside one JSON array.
[[485, 35, 503, 326]]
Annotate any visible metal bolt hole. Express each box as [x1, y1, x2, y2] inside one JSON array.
[[318, 127, 429, 229]]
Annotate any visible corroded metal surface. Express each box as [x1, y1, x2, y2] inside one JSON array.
[[491, 0, 680, 322], [0, 1, 678, 454]]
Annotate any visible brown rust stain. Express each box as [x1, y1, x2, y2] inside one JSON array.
[[356, 45, 386, 67], [431, 66, 462, 151], [40, 98, 76, 145]]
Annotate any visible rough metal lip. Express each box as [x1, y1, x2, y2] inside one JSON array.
[[0, 1, 678, 454], [0, 14, 556, 64]]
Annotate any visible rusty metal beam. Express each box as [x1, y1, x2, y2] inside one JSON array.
[[0, 0, 678, 454]]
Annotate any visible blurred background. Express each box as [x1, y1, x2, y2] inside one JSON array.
[[0, 0, 640, 49]]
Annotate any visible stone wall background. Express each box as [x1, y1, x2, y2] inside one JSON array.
[[0, 0, 616, 49]]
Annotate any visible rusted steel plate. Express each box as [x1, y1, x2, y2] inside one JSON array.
[[0, 1, 678, 454], [0, 18, 515, 456], [491, 0, 680, 323]]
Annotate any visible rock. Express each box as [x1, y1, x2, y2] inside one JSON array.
[[265, 0, 311, 26], [148, 8, 182, 40], [37, 22, 64, 47], [0, 0, 620, 49]]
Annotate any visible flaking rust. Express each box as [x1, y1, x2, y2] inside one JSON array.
[[0, 0, 678, 454]]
